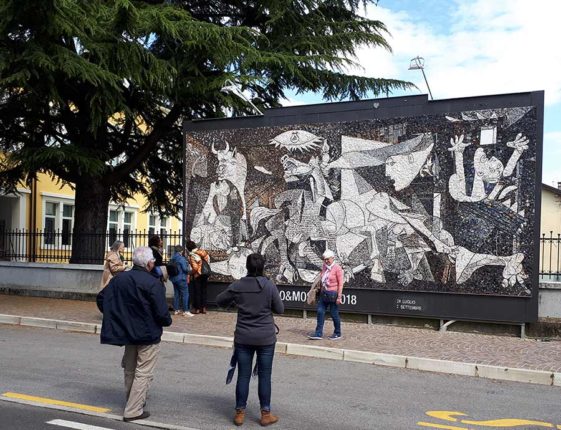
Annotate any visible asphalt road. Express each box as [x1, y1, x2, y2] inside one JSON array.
[[0, 401, 137, 430], [1, 325, 560, 430]]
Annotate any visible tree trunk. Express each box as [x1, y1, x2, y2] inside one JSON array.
[[69, 178, 111, 264]]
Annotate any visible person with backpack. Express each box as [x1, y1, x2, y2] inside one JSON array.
[[169, 245, 193, 317], [186, 240, 210, 314]]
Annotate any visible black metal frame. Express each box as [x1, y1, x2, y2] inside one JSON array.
[[183, 92, 544, 323], [0, 229, 183, 264]]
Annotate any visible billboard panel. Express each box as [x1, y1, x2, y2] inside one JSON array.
[[183, 92, 543, 322]]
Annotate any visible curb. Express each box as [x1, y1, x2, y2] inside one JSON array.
[[1, 313, 558, 387]]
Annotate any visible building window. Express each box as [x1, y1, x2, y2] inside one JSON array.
[[107, 208, 136, 248], [43, 199, 74, 246], [108, 210, 119, 246], [62, 204, 73, 245], [123, 212, 133, 247], [148, 213, 169, 251], [44, 202, 57, 245], [148, 214, 168, 236]]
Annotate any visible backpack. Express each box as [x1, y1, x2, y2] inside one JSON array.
[[200, 258, 211, 277], [166, 259, 179, 278]]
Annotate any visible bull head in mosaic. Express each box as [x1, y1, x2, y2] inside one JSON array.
[[211, 141, 248, 224]]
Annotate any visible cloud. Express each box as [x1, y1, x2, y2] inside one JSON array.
[[350, 0, 561, 105], [544, 131, 561, 151]]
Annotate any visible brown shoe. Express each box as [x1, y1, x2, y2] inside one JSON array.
[[123, 411, 150, 422], [233, 408, 245, 426], [201, 307, 207, 314], [193, 309, 200, 314], [260, 410, 278, 426]]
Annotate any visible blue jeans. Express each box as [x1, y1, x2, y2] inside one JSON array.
[[315, 295, 341, 337], [172, 280, 189, 312], [235, 343, 276, 411]]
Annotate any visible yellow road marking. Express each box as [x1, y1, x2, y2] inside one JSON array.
[[417, 421, 469, 430], [423, 411, 560, 429], [426, 411, 464, 422], [1, 392, 111, 413], [461, 418, 554, 428]]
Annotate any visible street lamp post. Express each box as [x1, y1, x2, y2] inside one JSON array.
[[408, 56, 434, 100]]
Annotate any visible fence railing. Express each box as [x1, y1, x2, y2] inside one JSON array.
[[2, 230, 561, 279], [540, 232, 561, 281], [0, 229, 184, 264]]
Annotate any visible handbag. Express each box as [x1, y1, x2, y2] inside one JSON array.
[[159, 265, 169, 282], [306, 273, 321, 305], [321, 289, 338, 304]]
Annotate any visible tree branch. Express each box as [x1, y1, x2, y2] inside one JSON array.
[[106, 103, 183, 185]]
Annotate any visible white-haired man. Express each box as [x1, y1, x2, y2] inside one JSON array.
[[97, 246, 172, 422]]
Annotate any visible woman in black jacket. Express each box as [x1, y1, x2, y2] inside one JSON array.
[[148, 235, 165, 281], [216, 253, 284, 427]]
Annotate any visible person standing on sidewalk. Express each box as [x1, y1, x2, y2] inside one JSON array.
[[216, 253, 284, 427], [99, 240, 127, 289], [148, 235, 167, 283], [186, 240, 210, 314], [96, 246, 172, 422], [308, 249, 344, 341], [170, 245, 193, 317]]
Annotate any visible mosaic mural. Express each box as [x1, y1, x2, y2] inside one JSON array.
[[184, 106, 538, 296]]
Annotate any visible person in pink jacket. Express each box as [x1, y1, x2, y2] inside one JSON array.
[[308, 249, 344, 340]]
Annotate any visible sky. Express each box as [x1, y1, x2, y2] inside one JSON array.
[[283, 0, 561, 187]]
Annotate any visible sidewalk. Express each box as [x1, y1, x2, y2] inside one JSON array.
[[1, 295, 561, 385]]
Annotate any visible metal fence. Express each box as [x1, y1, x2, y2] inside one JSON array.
[[2, 229, 561, 279], [0, 229, 184, 264], [540, 232, 561, 282]]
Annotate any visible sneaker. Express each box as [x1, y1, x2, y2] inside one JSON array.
[[183, 311, 194, 317], [173, 310, 181, 315], [328, 334, 342, 340], [307, 333, 323, 340]]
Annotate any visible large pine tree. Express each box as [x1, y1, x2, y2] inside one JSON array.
[[0, 0, 412, 262]]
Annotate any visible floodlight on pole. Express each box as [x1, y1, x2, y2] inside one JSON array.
[[220, 79, 263, 116], [408, 56, 434, 100]]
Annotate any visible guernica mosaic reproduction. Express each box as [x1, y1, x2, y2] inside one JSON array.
[[184, 105, 538, 296]]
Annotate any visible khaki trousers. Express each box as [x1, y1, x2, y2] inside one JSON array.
[[121, 343, 160, 418]]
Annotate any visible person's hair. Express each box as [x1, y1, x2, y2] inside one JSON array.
[[246, 253, 265, 277], [133, 247, 155, 268], [322, 249, 335, 259], [110, 240, 124, 252], [174, 244, 184, 253], [186, 240, 197, 251], [148, 235, 161, 247]]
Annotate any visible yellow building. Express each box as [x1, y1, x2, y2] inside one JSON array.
[[0, 172, 182, 262], [541, 183, 561, 236], [541, 183, 561, 279]]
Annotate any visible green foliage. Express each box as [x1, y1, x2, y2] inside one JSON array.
[[0, 0, 413, 220]]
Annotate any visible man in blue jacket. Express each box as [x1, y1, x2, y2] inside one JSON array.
[[97, 246, 172, 422]]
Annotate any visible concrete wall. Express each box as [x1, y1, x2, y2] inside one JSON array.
[[0, 262, 559, 319], [538, 282, 561, 319], [0, 262, 174, 299]]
